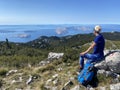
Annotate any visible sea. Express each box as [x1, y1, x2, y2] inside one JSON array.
[[0, 24, 120, 43]]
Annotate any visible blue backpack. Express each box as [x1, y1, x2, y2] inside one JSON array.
[[78, 62, 97, 86]]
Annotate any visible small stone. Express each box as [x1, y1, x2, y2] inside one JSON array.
[[62, 80, 73, 90], [105, 71, 112, 77], [53, 79, 58, 85], [19, 77, 22, 82], [51, 87, 57, 90], [15, 88, 22, 90], [11, 80, 16, 84], [57, 67, 62, 71], [69, 77, 74, 81], [46, 79, 52, 85], [99, 86, 106, 90], [26, 75, 33, 85], [70, 85, 79, 90], [98, 70, 106, 74], [52, 74, 58, 79], [6, 70, 18, 76]]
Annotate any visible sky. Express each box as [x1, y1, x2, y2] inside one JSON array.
[[0, 0, 120, 25]]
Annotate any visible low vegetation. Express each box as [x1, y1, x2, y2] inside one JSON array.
[[0, 32, 119, 89]]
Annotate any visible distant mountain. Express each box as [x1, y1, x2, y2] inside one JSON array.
[[102, 32, 120, 41], [26, 32, 120, 51]]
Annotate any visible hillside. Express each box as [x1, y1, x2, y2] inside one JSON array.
[[27, 32, 120, 51], [0, 32, 120, 90], [0, 32, 119, 68]]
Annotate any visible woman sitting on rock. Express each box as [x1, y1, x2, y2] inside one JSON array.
[[79, 25, 105, 70]]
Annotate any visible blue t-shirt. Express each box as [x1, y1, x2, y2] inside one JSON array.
[[93, 34, 105, 56]]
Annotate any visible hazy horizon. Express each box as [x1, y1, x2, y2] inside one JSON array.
[[0, 24, 120, 43], [1, 0, 120, 42]]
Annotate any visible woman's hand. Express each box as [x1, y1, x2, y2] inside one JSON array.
[[80, 52, 86, 56]]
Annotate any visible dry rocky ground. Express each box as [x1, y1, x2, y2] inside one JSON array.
[[0, 50, 120, 90]]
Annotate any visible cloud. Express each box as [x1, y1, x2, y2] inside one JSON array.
[[55, 27, 68, 35], [16, 34, 31, 38], [55, 26, 91, 35]]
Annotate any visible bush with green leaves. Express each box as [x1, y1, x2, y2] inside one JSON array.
[[0, 68, 8, 76]]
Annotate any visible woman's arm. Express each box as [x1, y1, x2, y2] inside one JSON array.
[[80, 42, 96, 56]]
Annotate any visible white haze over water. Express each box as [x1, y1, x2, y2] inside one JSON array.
[[0, 24, 120, 43]]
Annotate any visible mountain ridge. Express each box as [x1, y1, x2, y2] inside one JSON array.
[[26, 32, 120, 51]]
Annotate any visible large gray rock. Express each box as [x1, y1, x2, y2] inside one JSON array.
[[98, 69, 120, 80], [70, 83, 120, 90], [95, 50, 120, 73], [48, 52, 64, 59], [39, 52, 64, 66], [110, 83, 120, 90]]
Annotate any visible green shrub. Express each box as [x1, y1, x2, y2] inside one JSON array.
[[63, 49, 79, 63], [38, 64, 55, 73], [0, 55, 45, 68], [97, 74, 112, 85], [0, 68, 8, 76]]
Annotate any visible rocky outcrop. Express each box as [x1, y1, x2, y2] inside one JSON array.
[[98, 69, 120, 78], [48, 52, 64, 59], [39, 52, 64, 66], [95, 50, 120, 73], [70, 83, 120, 90]]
